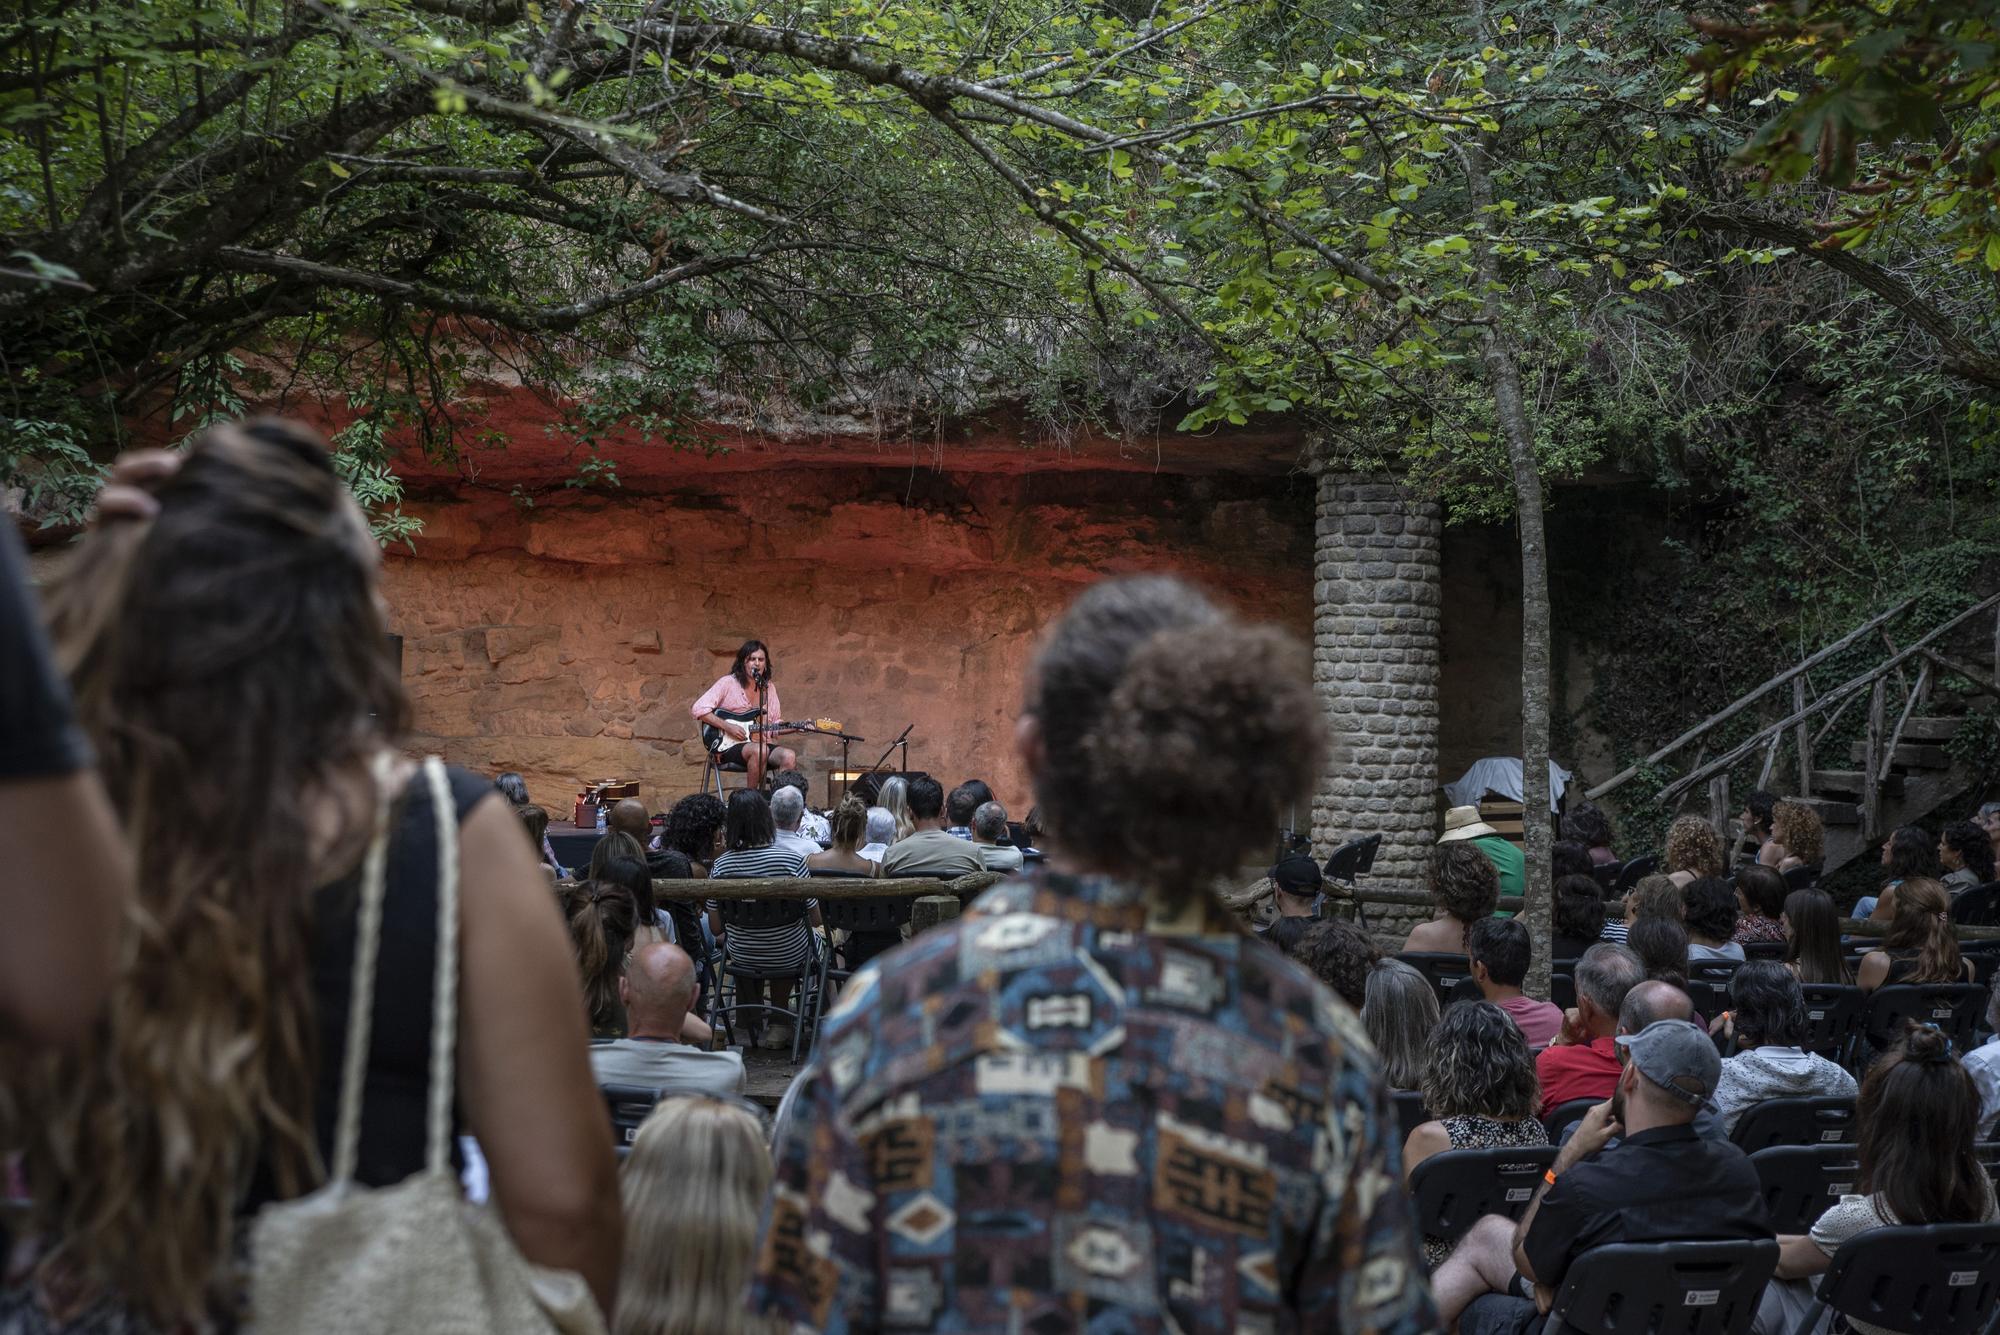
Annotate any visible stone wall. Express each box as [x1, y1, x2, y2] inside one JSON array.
[[1310, 472, 1445, 901]]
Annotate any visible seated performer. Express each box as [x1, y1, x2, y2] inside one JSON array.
[[692, 640, 782, 789]]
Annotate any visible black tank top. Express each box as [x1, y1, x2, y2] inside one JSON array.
[[245, 764, 492, 1210]]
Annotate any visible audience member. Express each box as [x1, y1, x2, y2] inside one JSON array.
[[1432, 1018, 1769, 1333], [768, 784, 820, 861], [1664, 814, 1725, 888], [1732, 863, 1789, 945], [1469, 917, 1564, 1050], [857, 804, 896, 863], [1560, 800, 1618, 867], [968, 799, 1024, 872], [1708, 962, 1856, 1134], [608, 796, 652, 844], [1856, 877, 1972, 991], [1738, 788, 1779, 862], [7, 422, 620, 1325], [876, 774, 915, 842], [769, 769, 829, 842], [1782, 887, 1852, 986], [588, 829, 648, 882], [1550, 840, 1594, 884], [591, 943, 741, 1097], [1405, 1001, 1550, 1266], [661, 791, 727, 875], [564, 879, 640, 1039], [1762, 799, 1823, 876], [499, 769, 568, 876], [1857, 823, 1938, 921], [1968, 986, 2000, 1142], [1624, 872, 1684, 927], [1293, 919, 1380, 1010], [1630, 914, 1693, 998], [705, 789, 818, 1051], [1022, 803, 1045, 851], [877, 775, 984, 879], [1684, 876, 1746, 961], [806, 793, 879, 876], [1364, 958, 1441, 1092], [943, 781, 984, 838], [619, 1096, 786, 1335], [1939, 818, 1995, 895], [1534, 943, 1643, 1115], [517, 801, 552, 869], [1759, 1025, 1997, 1335], [1262, 852, 1323, 934], [1981, 800, 2000, 866], [1439, 804, 1525, 899], [1405, 841, 1501, 953], [602, 853, 671, 945], [749, 576, 1434, 1331], [1262, 915, 1312, 956], [1552, 874, 1606, 963]]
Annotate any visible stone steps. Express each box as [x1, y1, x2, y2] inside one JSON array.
[[1844, 741, 1950, 770]]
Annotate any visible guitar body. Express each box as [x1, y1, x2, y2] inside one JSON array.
[[701, 706, 805, 752]]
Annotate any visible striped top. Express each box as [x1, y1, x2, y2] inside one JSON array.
[[708, 844, 816, 970]]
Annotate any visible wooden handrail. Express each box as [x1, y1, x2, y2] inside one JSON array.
[[1586, 598, 1915, 800], [1334, 889, 2000, 941], [1656, 591, 2000, 805]]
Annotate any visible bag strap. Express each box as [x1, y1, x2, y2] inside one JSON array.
[[328, 751, 399, 1185], [421, 756, 460, 1174]]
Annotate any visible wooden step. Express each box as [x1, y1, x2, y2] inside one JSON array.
[[1810, 770, 1905, 799], [1845, 741, 1950, 770], [1785, 796, 1860, 827], [1898, 717, 1964, 743]]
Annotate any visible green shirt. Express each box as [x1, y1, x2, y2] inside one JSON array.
[[1472, 834, 1525, 906]]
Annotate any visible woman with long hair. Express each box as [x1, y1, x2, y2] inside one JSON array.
[[1403, 842, 1500, 954], [1857, 877, 1973, 992], [1782, 887, 1852, 986], [704, 788, 818, 1051], [1939, 819, 1997, 894], [1560, 800, 1617, 867], [562, 879, 640, 1038], [746, 575, 1432, 1331], [692, 639, 780, 790], [1629, 914, 1691, 996], [1362, 958, 1442, 1092], [1683, 876, 1745, 961], [1762, 799, 1824, 876], [876, 774, 915, 843], [1404, 1001, 1548, 1265], [1859, 823, 1940, 922], [806, 792, 878, 877], [1664, 815, 1725, 889], [1551, 874, 1606, 963], [617, 1097, 786, 1335], [588, 828, 649, 883], [1732, 863, 1789, 945], [5, 421, 619, 1328], [1767, 1025, 1997, 1319]]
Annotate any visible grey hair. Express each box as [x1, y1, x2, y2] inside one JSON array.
[[494, 771, 529, 805], [864, 806, 895, 846], [1981, 802, 2000, 819], [1574, 943, 1644, 1018], [971, 800, 1009, 842], [769, 785, 804, 830], [1361, 959, 1440, 1091]]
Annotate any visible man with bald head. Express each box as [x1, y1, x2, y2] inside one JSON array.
[[589, 942, 744, 1097], [607, 797, 651, 843]]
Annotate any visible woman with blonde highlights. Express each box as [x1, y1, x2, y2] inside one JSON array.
[[1856, 878, 1974, 992], [1762, 799, 1824, 875], [1663, 815, 1724, 888], [4, 421, 620, 1328], [618, 1098, 786, 1335]]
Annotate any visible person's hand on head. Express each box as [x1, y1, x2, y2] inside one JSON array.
[[92, 449, 181, 524], [1555, 1005, 1586, 1046]]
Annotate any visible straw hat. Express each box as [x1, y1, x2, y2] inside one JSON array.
[[1438, 805, 1500, 843]]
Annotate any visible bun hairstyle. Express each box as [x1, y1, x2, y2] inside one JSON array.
[[1027, 576, 1326, 903], [828, 792, 867, 850], [1857, 1023, 1987, 1228], [561, 880, 639, 1034], [22, 418, 404, 1322]]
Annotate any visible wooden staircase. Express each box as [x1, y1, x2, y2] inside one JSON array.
[[1589, 593, 2000, 878]]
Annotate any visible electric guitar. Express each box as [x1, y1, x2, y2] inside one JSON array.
[[700, 706, 810, 752]]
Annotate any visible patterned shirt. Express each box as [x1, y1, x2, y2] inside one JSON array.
[[748, 873, 1436, 1334]]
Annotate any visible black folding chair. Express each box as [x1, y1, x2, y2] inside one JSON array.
[[1408, 1146, 1560, 1247], [1749, 1144, 1861, 1234], [702, 752, 750, 799], [713, 897, 822, 1063], [1689, 957, 1745, 985], [1798, 983, 1865, 1061], [1977, 1142, 2000, 1187], [1323, 833, 1382, 928], [812, 889, 913, 1035], [1542, 1097, 1599, 1142], [1396, 951, 1475, 1008], [1741, 939, 1786, 961], [1613, 854, 1660, 895], [1952, 882, 2000, 927], [1392, 1090, 1431, 1144], [1789, 1222, 2000, 1335], [1551, 970, 1576, 1012], [1782, 864, 1822, 891], [1683, 977, 1732, 1025], [600, 1083, 663, 1147], [1543, 1238, 1779, 1335], [1729, 1096, 1859, 1153], [1863, 982, 1987, 1053], [1591, 860, 1623, 894]]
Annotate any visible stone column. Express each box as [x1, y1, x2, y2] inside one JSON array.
[[1311, 471, 1443, 902]]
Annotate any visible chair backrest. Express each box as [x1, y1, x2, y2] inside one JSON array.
[[1681, 977, 1731, 1023], [1395, 951, 1475, 1007], [1781, 863, 1821, 891], [1324, 834, 1379, 882], [1741, 939, 1786, 961], [1728, 1096, 1859, 1153], [1688, 957, 1745, 984], [1542, 1097, 1599, 1142], [1392, 1090, 1431, 1143], [1749, 1144, 1862, 1234], [1864, 983, 1988, 1051], [1591, 860, 1622, 893], [1951, 882, 2000, 927], [805, 868, 873, 878], [717, 896, 811, 930], [1814, 1222, 2000, 1335], [1409, 1146, 1561, 1244], [600, 1083, 662, 1146], [1551, 971, 1576, 1012], [1543, 1238, 1779, 1335], [816, 895, 914, 933], [1353, 832, 1383, 875], [1976, 1142, 2000, 1186], [1797, 983, 1865, 1059], [1613, 854, 1660, 894]]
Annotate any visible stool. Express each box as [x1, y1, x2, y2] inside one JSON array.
[[704, 751, 749, 799]]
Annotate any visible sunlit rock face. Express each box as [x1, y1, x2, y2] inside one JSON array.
[[380, 413, 1316, 817]]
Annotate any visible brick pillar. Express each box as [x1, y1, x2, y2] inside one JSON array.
[[1311, 471, 1443, 902]]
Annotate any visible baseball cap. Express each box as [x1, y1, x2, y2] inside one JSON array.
[[1271, 855, 1323, 896], [1614, 1019, 1721, 1107]]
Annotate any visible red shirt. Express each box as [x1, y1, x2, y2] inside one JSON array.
[[1536, 1035, 1620, 1116]]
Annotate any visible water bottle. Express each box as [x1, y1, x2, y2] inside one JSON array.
[[595, 804, 607, 834]]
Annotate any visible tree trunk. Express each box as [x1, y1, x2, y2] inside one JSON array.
[[1461, 110, 1555, 1000]]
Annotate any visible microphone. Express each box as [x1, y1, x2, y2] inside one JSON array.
[[754, 667, 769, 686]]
